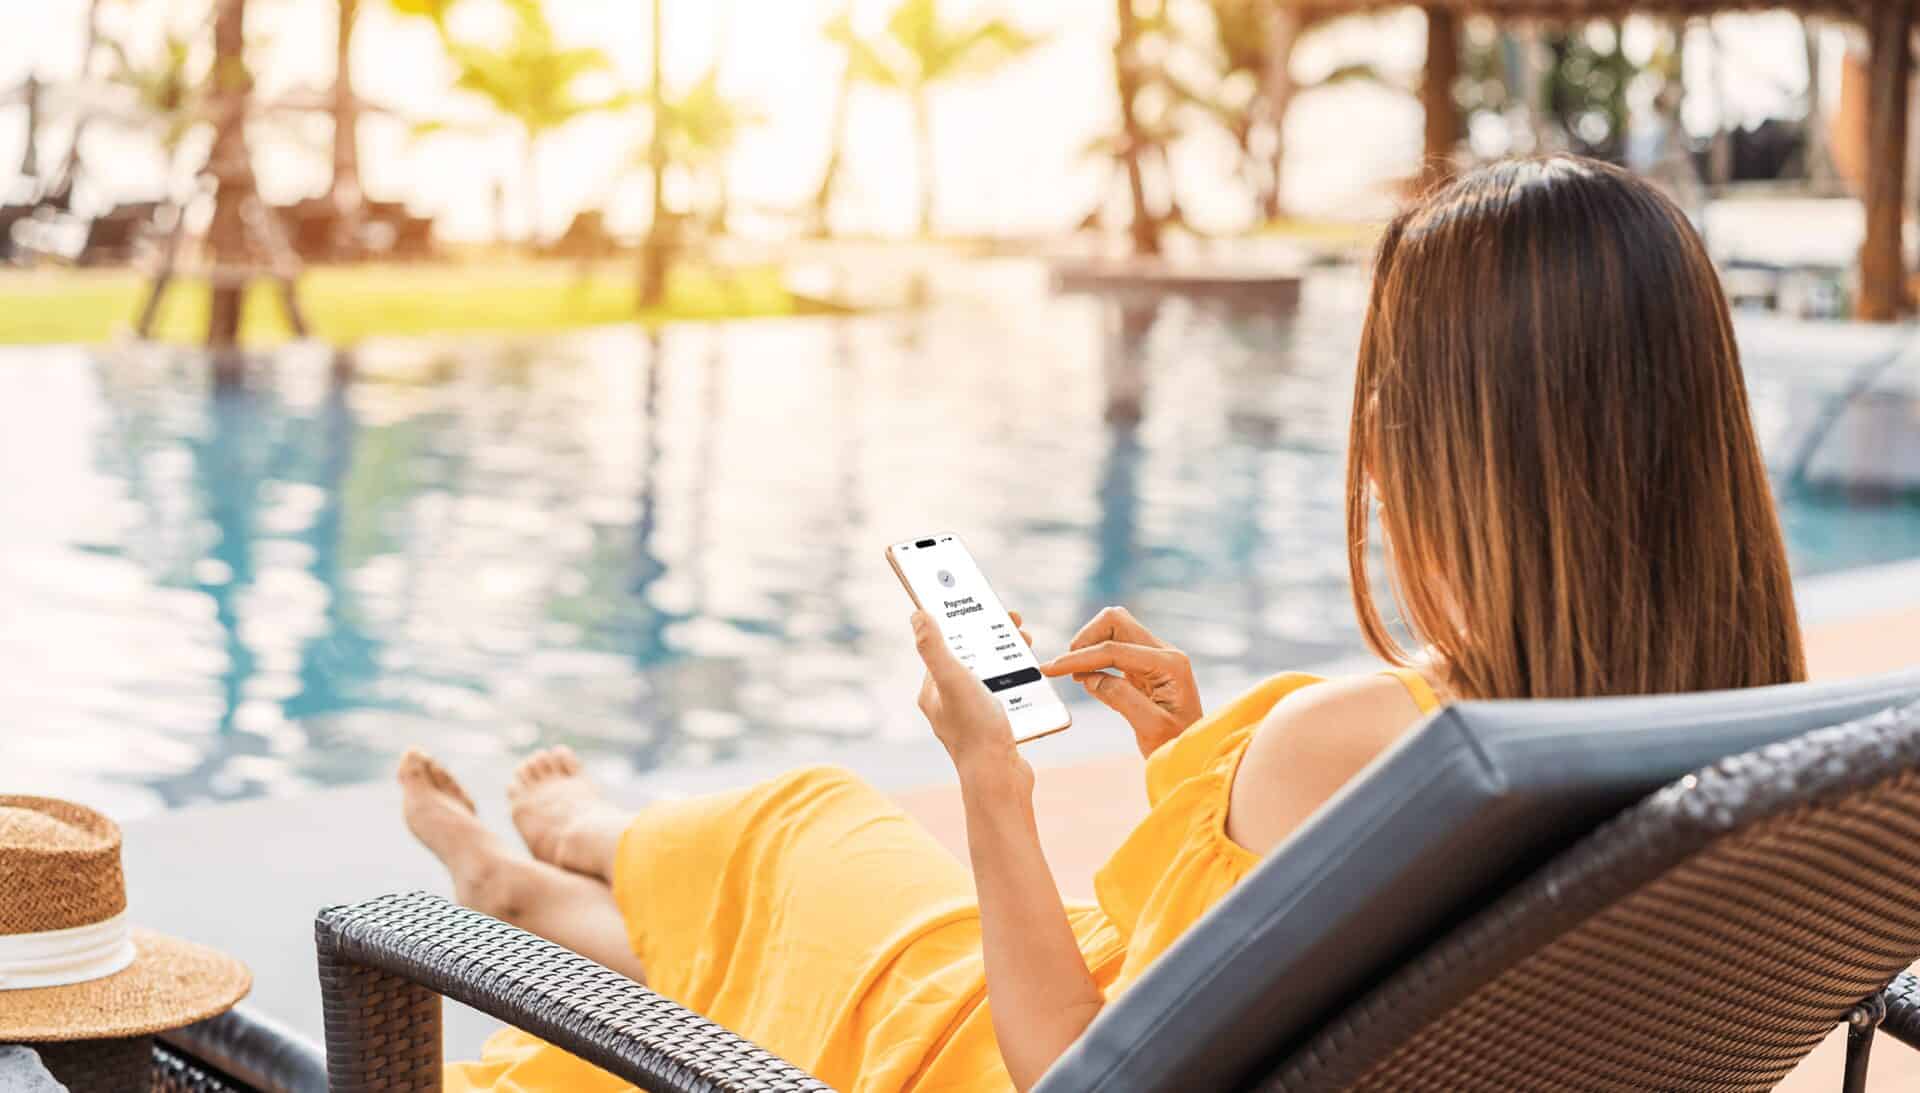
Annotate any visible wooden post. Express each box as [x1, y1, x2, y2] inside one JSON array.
[[1859, 0, 1913, 321], [1422, 7, 1461, 189]]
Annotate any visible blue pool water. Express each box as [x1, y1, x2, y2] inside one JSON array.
[[4, 273, 1919, 817]]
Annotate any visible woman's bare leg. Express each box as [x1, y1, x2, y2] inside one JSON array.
[[398, 749, 645, 982], [507, 747, 632, 882]]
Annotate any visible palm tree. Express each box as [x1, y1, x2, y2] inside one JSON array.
[[1103, 0, 1177, 254], [639, 0, 668, 305], [811, 5, 858, 236], [3, 75, 43, 184], [335, 0, 461, 235], [1177, 0, 1284, 216], [421, 0, 625, 244], [631, 62, 764, 306], [387, 0, 460, 31], [831, 0, 1040, 236], [331, 0, 362, 212], [1166, 2, 1389, 222], [648, 67, 764, 231], [1800, 15, 1834, 189], [205, 0, 258, 347], [98, 24, 202, 198]]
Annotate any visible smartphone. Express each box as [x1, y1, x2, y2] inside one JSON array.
[[887, 535, 1073, 744]]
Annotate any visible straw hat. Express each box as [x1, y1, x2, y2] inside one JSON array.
[[0, 796, 250, 1042]]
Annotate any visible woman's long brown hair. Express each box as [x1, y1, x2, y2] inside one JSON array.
[[1346, 157, 1806, 700]]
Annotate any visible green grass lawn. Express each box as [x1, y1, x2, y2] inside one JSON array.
[[0, 261, 834, 346]]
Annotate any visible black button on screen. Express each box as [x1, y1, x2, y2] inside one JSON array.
[[982, 667, 1042, 693]]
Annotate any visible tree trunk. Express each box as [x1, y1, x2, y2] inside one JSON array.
[[812, 66, 853, 237], [1113, 0, 1160, 255], [1858, 0, 1912, 321], [330, 0, 363, 215], [19, 74, 39, 181], [1421, 7, 1461, 189], [1706, 21, 1733, 189], [638, 0, 671, 308], [912, 86, 935, 237], [206, 0, 257, 349], [1261, 8, 1302, 221]]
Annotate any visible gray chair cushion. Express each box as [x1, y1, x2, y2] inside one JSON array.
[[1035, 667, 1920, 1093]]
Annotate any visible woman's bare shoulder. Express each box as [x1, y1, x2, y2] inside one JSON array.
[[1223, 673, 1433, 856]]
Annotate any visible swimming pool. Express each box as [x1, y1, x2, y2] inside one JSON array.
[[5, 273, 1919, 816]]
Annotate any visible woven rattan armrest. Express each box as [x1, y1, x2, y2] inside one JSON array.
[[159, 1006, 329, 1093], [315, 890, 832, 1093], [1880, 971, 1920, 1051]]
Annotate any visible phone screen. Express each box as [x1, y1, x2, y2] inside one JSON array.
[[890, 535, 1071, 742]]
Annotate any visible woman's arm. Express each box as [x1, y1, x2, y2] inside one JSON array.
[[912, 613, 1105, 1090], [958, 753, 1105, 1090]]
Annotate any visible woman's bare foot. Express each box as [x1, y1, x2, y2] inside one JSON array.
[[398, 749, 538, 922], [508, 746, 630, 882]]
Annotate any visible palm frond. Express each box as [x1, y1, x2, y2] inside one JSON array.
[[933, 19, 1044, 80]]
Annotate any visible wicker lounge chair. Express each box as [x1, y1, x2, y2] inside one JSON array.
[[314, 668, 1920, 1092], [32, 1006, 330, 1092]]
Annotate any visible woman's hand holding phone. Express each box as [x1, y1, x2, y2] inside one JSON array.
[[1039, 607, 1203, 758], [912, 610, 1035, 779]]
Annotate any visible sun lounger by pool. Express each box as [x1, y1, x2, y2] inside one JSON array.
[[63, 1006, 327, 1092], [305, 668, 1920, 1092]]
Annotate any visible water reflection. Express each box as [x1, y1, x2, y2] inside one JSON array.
[[2, 286, 1918, 817]]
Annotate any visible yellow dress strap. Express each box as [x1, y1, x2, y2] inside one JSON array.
[[1381, 667, 1443, 714]]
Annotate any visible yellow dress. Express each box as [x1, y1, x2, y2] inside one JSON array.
[[446, 670, 1440, 1093]]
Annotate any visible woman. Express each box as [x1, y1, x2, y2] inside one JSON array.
[[398, 157, 1806, 1092]]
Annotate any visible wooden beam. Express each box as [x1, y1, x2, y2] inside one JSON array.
[[1858, 0, 1913, 321], [1423, 7, 1462, 190]]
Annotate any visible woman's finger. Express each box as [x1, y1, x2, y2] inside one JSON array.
[[1005, 610, 1034, 648], [910, 612, 975, 692], [1068, 605, 1161, 651], [1081, 672, 1172, 735], [1041, 640, 1174, 677]]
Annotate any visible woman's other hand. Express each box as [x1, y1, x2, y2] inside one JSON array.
[[1039, 607, 1201, 757], [912, 611, 1022, 778]]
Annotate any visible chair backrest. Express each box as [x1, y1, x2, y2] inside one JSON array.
[[1034, 668, 1920, 1093], [1270, 698, 1920, 1091]]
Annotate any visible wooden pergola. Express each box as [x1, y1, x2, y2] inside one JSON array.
[[1294, 0, 1914, 321]]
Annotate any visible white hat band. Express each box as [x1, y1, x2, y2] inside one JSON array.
[[0, 911, 136, 991]]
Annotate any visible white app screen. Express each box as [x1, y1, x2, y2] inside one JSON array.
[[895, 538, 1066, 733]]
